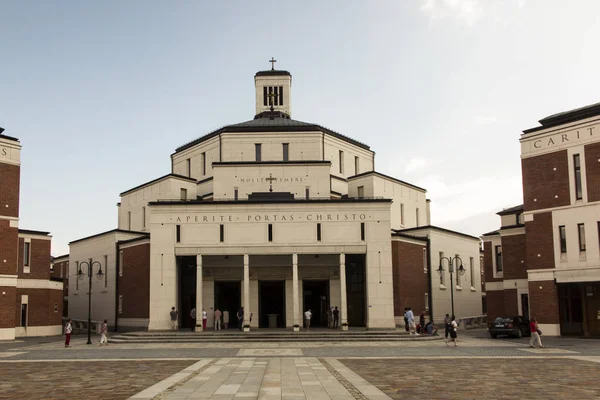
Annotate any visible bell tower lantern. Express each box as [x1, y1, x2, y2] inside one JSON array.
[[254, 58, 292, 117]]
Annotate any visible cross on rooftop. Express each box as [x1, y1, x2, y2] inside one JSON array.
[[266, 173, 276, 192], [269, 57, 277, 70]]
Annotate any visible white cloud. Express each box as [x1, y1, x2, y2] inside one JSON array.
[[404, 157, 433, 173], [420, 0, 486, 25], [416, 174, 523, 226]]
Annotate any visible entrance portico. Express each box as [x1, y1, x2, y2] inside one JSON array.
[[177, 251, 356, 331]]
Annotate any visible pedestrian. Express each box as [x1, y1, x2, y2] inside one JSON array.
[[446, 315, 458, 346], [214, 308, 222, 330], [223, 309, 230, 329], [304, 309, 312, 330], [529, 317, 544, 348], [237, 307, 244, 330], [99, 319, 108, 345], [328, 307, 334, 329], [64, 318, 72, 348], [404, 307, 409, 332], [333, 306, 339, 328], [444, 314, 451, 339], [419, 312, 426, 334], [190, 307, 197, 331], [407, 307, 417, 335], [170, 307, 178, 332], [202, 309, 208, 329]]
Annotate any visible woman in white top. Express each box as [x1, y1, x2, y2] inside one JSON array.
[[446, 316, 458, 347]]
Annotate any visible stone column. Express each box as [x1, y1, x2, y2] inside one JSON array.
[[195, 255, 203, 332], [292, 253, 299, 328], [340, 253, 348, 328], [243, 254, 250, 329]]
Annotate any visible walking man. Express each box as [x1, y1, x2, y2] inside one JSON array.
[[529, 317, 544, 348], [333, 306, 339, 328], [170, 307, 178, 332], [190, 307, 197, 331], [444, 314, 451, 339], [304, 309, 312, 331], [64, 318, 72, 348], [407, 307, 417, 335], [99, 319, 108, 346], [214, 308, 222, 330]]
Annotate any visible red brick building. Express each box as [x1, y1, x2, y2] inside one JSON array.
[[483, 102, 600, 336], [0, 129, 63, 339]]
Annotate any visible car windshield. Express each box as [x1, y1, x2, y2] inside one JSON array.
[[494, 317, 513, 323]]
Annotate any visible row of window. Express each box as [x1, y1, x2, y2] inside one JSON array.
[[559, 221, 599, 253], [439, 252, 478, 288], [338, 150, 360, 175], [185, 152, 207, 177], [263, 86, 284, 106], [175, 222, 367, 244]]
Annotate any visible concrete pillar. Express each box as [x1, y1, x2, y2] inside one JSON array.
[[340, 253, 347, 328], [292, 253, 299, 327], [195, 255, 203, 332], [243, 254, 250, 328]]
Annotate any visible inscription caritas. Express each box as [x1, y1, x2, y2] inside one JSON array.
[[530, 125, 596, 150], [174, 213, 368, 223]]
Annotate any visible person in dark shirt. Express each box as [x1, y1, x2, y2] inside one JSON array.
[[333, 306, 340, 328]]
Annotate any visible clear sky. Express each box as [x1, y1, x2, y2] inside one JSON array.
[[1, 1, 599, 255]]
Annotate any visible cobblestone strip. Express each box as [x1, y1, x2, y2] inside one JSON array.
[[128, 358, 216, 399], [318, 358, 368, 400]]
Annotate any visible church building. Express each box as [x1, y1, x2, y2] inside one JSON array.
[[66, 63, 483, 332]]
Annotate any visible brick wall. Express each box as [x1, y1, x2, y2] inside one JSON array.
[[0, 286, 17, 328], [0, 163, 20, 218], [391, 239, 428, 317], [485, 290, 504, 322], [483, 241, 502, 282], [525, 212, 555, 270], [585, 142, 600, 202], [18, 238, 51, 279], [118, 243, 150, 319], [528, 280, 560, 324], [503, 288, 518, 316], [0, 219, 18, 275], [522, 150, 570, 211], [14, 289, 63, 327], [501, 234, 528, 280]]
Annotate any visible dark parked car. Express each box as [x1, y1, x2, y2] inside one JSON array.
[[489, 316, 531, 338]]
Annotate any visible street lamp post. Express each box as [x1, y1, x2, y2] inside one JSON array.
[[437, 255, 466, 318], [77, 259, 104, 345]]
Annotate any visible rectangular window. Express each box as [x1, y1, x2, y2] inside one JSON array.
[[268, 224, 273, 242], [470, 257, 475, 287], [416, 208, 420, 227], [220, 224, 224, 243], [360, 222, 365, 241], [201, 152, 206, 175], [339, 150, 344, 174], [186, 158, 191, 177], [176, 225, 181, 243], [439, 252, 445, 285], [234, 187, 239, 201], [104, 255, 108, 288], [400, 203, 404, 225], [423, 248, 427, 274], [578, 223, 586, 251], [282, 143, 289, 161], [495, 245, 503, 272], [263, 86, 267, 106], [54, 303, 58, 313], [181, 188, 187, 200], [24, 242, 30, 267], [317, 223, 322, 242], [119, 251, 123, 277], [20, 304, 27, 327], [357, 186, 364, 199], [142, 206, 146, 229], [574, 154, 582, 200], [75, 261, 79, 290], [305, 187, 310, 200], [60, 263, 63, 278], [559, 225, 567, 253], [354, 156, 359, 175], [279, 86, 283, 105], [255, 144, 262, 161], [118, 295, 123, 314], [268, 87, 273, 105], [274, 86, 278, 105], [424, 293, 429, 311], [127, 211, 131, 230], [455, 254, 460, 286]]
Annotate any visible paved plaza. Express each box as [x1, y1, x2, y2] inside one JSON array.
[[0, 331, 599, 399]]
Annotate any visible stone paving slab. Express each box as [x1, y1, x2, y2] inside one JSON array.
[[339, 358, 600, 400], [0, 360, 195, 400]]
